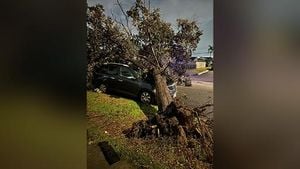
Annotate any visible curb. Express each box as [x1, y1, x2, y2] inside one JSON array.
[[198, 70, 209, 75]]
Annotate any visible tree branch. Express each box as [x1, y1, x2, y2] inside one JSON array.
[[125, 57, 145, 69], [110, 10, 131, 36], [159, 60, 170, 74], [116, 0, 132, 36], [138, 54, 157, 67], [151, 45, 161, 67], [146, 26, 161, 68]]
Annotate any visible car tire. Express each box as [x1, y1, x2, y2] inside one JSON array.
[[95, 83, 107, 93], [139, 90, 153, 104]]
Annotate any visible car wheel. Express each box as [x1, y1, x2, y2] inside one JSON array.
[[139, 91, 152, 104], [95, 84, 107, 93]]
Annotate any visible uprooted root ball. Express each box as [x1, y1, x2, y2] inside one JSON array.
[[123, 100, 213, 163]]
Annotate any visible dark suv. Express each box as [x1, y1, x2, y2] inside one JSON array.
[[93, 63, 176, 104]]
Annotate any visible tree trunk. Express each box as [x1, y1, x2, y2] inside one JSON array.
[[153, 69, 173, 112]]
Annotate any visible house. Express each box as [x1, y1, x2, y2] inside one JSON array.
[[186, 57, 197, 69], [195, 58, 207, 68], [198, 57, 213, 67], [186, 56, 214, 69]]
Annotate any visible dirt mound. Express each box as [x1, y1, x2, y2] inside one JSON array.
[[124, 99, 213, 163]]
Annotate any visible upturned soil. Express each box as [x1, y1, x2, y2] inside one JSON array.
[[87, 91, 213, 169]]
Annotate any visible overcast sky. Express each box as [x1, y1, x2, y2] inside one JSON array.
[[87, 0, 213, 57]]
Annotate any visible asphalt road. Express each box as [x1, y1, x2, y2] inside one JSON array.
[[196, 71, 213, 82], [177, 71, 213, 115], [187, 70, 214, 83], [177, 83, 213, 107]]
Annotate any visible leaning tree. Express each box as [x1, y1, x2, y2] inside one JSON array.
[[87, 0, 202, 112], [87, 1, 213, 162], [119, 0, 202, 112]]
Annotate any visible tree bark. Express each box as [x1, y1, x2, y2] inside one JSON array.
[[153, 69, 173, 112]]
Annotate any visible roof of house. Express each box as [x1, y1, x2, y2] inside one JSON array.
[[196, 58, 206, 62], [190, 56, 213, 61]]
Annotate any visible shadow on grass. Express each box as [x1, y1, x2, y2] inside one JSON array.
[[107, 91, 133, 100], [136, 102, 158, 119]]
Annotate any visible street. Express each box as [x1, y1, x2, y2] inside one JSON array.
[[186, 70, 214, 83], [194, 71, 213, 83], [177, 83, 213, 107], [177, 71, 213, 115]]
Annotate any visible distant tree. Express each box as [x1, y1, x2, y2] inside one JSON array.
[[170, 19, 203, 77], [208, 45, 214, 57]]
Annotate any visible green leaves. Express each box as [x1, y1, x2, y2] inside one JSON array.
[[175, 19, 202, 51], [87, 0, 203, 80]]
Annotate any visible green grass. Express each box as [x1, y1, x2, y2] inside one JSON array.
[[87, 91, 165, 168], [87, 91, 157, 119], [87, 91, 210, 169], [195, 67, 209, 73], [88, 125, 165, 169]]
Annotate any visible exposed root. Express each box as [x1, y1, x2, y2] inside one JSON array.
[[123, 99, 214, 163]]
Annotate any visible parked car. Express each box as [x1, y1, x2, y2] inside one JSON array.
[[177, 75, 192, 86], [93, 63, 177, 104]]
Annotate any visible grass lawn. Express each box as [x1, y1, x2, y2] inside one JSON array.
[[195, 67, 209, 73], [187, 67, 210, 75], [87, 91, 211, 169]]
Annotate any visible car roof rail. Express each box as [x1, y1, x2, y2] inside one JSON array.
[[103, 62, 129, 67]]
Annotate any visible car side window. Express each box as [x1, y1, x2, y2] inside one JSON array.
[[94, 65, 107, 76], [99, 65, 108, 74], [120, 67, 134, 78], [108, 65, 120, 75]]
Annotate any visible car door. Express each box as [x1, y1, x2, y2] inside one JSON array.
[[93, 64, 108, 87], [106, 64, 121, 91], [119, 66, 140, 96]]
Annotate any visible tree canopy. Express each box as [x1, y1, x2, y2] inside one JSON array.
[[87, 0, 203, 111], [87, 0, 202, 80]]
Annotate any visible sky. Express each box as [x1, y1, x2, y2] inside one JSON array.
[[87, 0, 213, 57]]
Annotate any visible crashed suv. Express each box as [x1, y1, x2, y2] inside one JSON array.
[[93, 63, 176, 104]]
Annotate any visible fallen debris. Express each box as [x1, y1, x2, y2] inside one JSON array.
[[124, 99, 214, 163]]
